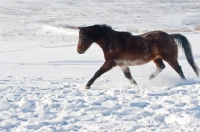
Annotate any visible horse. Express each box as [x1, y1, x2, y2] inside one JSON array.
[[77, 24, 199, 89]]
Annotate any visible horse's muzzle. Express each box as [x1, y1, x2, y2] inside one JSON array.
[[77, 50, 84, 54]]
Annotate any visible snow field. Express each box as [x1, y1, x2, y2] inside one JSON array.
[[0, 75, 200, 131]]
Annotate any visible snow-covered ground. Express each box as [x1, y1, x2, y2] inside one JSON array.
[[0, 0, 200, 131]]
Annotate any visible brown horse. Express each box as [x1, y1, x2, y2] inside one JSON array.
[[77, 25, 199, 89]]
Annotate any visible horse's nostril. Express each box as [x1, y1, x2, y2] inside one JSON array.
[[77, 50, 84, 54]]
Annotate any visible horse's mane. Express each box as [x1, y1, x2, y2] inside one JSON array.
[[79, 24, 114, 37], [88, 24, 112, 31], [84, 24, 112, 31]]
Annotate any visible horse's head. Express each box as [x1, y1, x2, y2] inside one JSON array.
[[77, 27, 94, 54]]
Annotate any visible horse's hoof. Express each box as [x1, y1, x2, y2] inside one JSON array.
[[130, 79, 137, 85], [149, 74, 155, 80], [131, 83, 137, 86], [85, 85, 90, 89]]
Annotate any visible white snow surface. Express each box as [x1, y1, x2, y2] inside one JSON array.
[[1, 0, 200, 131]]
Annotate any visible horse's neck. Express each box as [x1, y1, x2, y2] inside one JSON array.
[[95, 37, 109, 52], [94, 31, 116, 53], [95, 39, 106, 48]]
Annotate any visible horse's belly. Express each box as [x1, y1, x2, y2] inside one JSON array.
[[115, 57, 151, 66]]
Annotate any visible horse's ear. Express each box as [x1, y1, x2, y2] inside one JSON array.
[[78, 27, 84, 33], [78, 27, 85, 31]]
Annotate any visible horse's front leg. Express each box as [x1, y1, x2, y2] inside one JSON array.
[[120, 66, 137, 85], [85, 60, 116, 89]]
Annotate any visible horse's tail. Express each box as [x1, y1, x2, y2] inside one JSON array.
[[171, 33, 199, 77]]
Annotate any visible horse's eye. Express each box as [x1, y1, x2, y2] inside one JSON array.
[[80, 34, 86, 41]]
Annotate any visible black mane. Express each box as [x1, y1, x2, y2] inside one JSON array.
[[79, 24, 114, 37], [89, 24, 113, 31], [83, 24, 112, 31]]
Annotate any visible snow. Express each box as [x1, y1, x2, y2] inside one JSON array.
[[0, 0, 200, 131]]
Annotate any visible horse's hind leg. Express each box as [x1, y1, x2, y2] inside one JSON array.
[[165, 59, 186, 79], [149, 58, 166, 80], [120, 66, 137, 85]]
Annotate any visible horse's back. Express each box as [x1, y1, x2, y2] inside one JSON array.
[[140, 30, 170, 40]]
